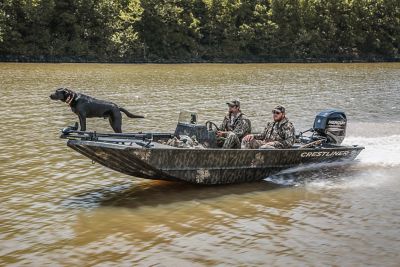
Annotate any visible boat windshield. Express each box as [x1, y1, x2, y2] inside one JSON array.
[[178, 111, 198, 124]]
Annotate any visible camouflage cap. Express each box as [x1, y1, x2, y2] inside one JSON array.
[[226, 100, 240, 107], [273, 105, 285, 113]]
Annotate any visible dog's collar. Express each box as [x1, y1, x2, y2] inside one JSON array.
[[66, 93, 79, 107]]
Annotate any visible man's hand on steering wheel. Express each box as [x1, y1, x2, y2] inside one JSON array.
[[205, 121, 226, 137], [216, 131, 226, 137], [205, 121, 220, 132]]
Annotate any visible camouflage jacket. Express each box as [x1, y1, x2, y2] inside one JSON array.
[[254, 117, 295, 148], [220, 112, 251, 139]]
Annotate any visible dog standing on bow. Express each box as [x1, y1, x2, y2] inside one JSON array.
[[49, 88, 144, 133]]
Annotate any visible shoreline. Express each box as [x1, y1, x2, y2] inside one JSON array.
[[1, 55, 399, 64]]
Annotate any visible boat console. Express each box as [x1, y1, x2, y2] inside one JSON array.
[[174, 111, 218, 148]]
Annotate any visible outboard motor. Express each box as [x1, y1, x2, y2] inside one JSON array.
[[313, 109, 347, 145]]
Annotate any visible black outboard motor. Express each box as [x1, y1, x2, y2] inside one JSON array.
[[313, 109, 347, 145]]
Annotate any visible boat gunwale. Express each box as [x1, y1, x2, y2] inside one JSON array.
[[66, 139, 365, 152]]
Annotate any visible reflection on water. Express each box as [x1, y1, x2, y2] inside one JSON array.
[[0, 63, 400, 266], [64, 181, 280, 209]]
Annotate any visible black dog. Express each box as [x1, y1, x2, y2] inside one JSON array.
[[50, 88, 144, 133]]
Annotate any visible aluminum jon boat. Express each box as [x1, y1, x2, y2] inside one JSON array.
[[60, 110, 364, 184]]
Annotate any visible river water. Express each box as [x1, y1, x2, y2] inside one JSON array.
[[0, 63, 399, 266]]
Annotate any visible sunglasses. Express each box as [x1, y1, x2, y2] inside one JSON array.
[[272, 110, 282, 114]]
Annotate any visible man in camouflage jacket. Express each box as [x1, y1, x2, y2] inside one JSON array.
[[217, 100, 251, 149], [242, 105, 295, 149]]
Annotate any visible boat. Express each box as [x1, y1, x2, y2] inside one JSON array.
[[60, 109, 364, 184]]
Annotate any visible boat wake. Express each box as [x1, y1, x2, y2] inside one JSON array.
[[265, 134, 400, 187], [344, 134, 400, 167]]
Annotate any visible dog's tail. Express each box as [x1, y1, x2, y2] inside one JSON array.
[[119, 107, 145, 118]]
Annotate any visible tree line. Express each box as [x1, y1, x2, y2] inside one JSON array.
[[1, 0, 399, 62]]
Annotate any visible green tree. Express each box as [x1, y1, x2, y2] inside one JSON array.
[[352, 0, 400, 57], [111, 0, 145, 60], [138, 0, 201, 61]]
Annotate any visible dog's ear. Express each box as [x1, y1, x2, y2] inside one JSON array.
[[62, 88, 74, 100], [62, 90, 68, 101]]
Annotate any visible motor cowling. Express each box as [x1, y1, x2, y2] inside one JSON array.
[[313, 109, 347, 145]]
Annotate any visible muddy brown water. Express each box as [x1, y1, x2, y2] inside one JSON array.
[[0, 63, 399, 266]]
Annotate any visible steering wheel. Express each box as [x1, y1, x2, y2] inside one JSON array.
[[205, 121, 220, 132]]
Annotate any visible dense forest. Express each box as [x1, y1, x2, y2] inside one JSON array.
[[0, 0, 399, 62]]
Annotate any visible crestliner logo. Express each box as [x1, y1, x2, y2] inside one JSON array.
[[301, 151, 351, 157]]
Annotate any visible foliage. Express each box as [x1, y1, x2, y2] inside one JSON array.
[[0, 0, 399, 62]]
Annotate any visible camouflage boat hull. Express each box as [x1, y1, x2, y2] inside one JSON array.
[[67, 139, 364, 184]]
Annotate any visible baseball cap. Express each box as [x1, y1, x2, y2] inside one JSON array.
[[226, 100, 240, 107], [272, 105, 285, 113]]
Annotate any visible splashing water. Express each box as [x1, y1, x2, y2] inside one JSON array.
[[344, 135, 400, 167], [265, 134, 400, 186]]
